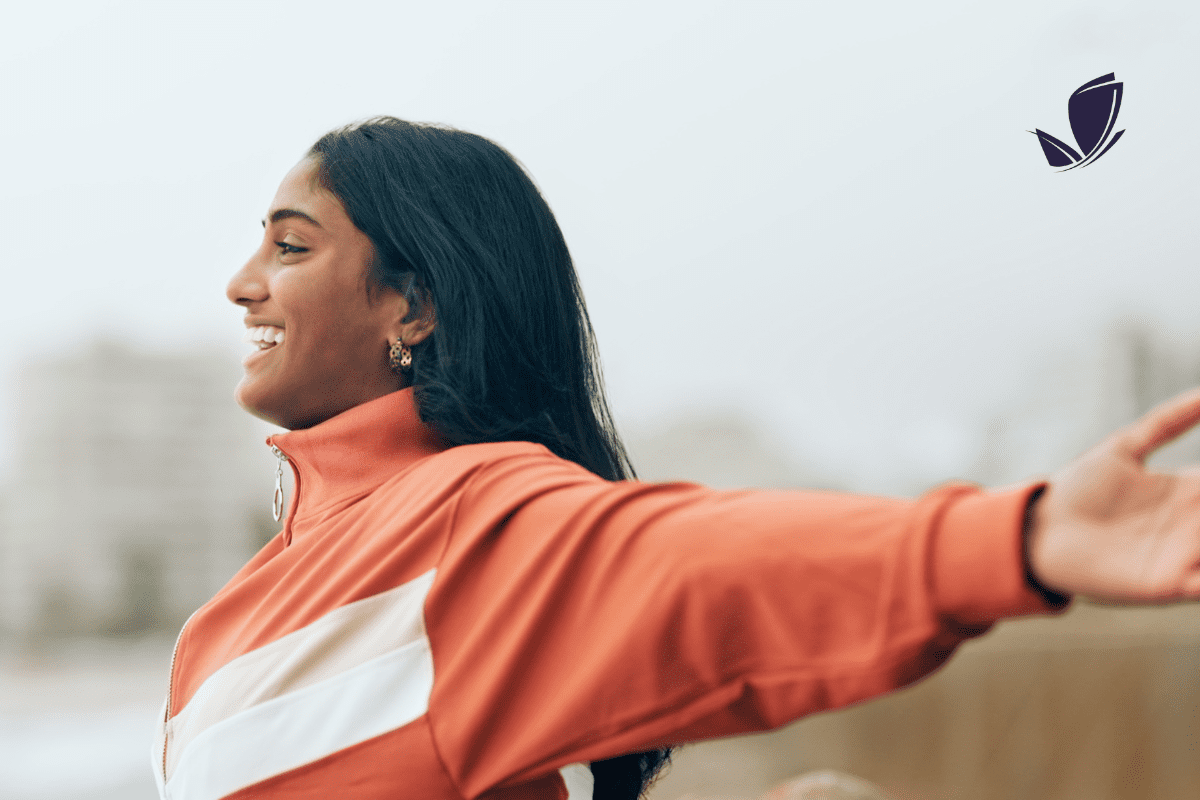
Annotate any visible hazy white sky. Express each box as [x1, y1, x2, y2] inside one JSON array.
[[2, 0, 1197, 489]]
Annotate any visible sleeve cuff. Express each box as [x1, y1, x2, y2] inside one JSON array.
[[932, 483, 1071, 626]]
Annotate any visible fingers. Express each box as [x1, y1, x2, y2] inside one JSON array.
[[1118, 386, 1200, 463]]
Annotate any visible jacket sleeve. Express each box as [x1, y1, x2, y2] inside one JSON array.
[[421, 448, 1065, 796]]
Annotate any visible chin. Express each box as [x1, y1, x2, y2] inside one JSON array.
[[234, 380, 289, 429]]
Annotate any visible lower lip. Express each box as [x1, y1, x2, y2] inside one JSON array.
[[242, 344, 280, 366]]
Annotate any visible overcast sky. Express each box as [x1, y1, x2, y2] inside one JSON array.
[[2, 0, 1197, 490]]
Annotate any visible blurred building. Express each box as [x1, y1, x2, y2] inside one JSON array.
[[627, 413, 842, 491], [970, 319, 1200, 488], [0, 340, 276, 640]]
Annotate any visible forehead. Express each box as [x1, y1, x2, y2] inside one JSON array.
[[267, 158, 349, 230]]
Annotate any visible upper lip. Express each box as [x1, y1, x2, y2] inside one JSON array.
[[243, 317, 284, 329]]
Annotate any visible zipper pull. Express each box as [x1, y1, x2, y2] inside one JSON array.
[[271, 445, 288, 522]]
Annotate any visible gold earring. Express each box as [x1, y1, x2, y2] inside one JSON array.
[[389, 337, 413, 373]]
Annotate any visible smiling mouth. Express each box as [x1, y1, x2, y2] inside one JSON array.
[[245, 325, 286, 350]]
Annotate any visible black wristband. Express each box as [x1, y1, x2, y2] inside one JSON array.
[[1021, 485, 1071, 607]]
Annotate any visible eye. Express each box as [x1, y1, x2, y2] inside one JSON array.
[[276, 241, 308, 256]]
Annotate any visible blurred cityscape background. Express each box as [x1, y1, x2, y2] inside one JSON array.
[[3, 1, 1199, 799]]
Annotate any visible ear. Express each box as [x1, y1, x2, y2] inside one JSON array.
[[392, 290, 436, 347]]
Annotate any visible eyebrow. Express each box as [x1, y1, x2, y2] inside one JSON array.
[[263, 208, 323, 228]]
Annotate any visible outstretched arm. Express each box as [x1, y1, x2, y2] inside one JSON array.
[[1027, 387, 1200, 603]]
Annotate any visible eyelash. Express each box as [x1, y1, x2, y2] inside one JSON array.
[[276, 242, 308, 255]]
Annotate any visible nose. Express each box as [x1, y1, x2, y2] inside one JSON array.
[[227, 251, 269, 307]]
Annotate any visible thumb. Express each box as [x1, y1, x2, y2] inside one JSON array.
[[1117, 387, 1200, 463]]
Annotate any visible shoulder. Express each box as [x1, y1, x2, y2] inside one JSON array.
[[373, 441, 607, 525], [416, 440, 602, 488], [431, 439, 560, 465]]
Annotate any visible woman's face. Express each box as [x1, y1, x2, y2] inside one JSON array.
[[226, 158, 416, 430]]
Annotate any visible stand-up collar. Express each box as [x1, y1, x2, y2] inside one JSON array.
[[267, 389, 447, 527]]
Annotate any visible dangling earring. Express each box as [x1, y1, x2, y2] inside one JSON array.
[[389, 337, 413, 374]]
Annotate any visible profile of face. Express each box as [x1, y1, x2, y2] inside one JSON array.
[[226, 158, 433, 430]]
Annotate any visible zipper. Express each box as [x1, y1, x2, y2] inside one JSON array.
[[268, 439, 300, 546], [162, 608, 200, 782], [271, 445, 288, 522], [161, 444, 296, 784]]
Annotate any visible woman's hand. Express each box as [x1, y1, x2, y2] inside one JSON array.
[[1027, 387, 1200, 604]]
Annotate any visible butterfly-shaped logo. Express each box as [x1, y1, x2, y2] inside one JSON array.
[[1030, 73, 1125, 170]]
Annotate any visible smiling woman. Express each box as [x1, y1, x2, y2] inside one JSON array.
[[227, 159, 434, 431], [153, 117, 1200, 800]]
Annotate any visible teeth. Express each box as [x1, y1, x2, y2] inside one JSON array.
[[244, 325, 285, 347]]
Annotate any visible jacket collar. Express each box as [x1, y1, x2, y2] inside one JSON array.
[[266, 389, 447, 534]]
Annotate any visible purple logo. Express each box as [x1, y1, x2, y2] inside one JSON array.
[[1030, 73, 1125, 170]]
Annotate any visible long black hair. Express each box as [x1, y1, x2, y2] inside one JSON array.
[[309, 117, 670, 799]]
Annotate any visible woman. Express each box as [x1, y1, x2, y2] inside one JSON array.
[[155, 117, 1200, 800]]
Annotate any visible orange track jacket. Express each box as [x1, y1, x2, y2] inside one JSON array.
[[153, 389, 1063, 800]]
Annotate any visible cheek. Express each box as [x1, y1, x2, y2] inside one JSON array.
[[287, 295, 384, 362]]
